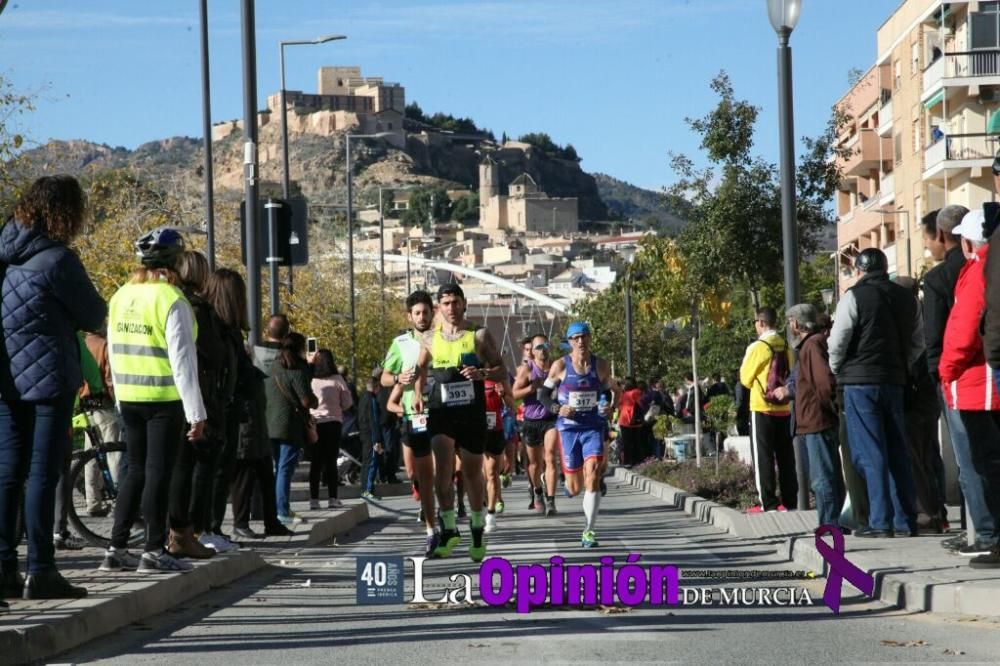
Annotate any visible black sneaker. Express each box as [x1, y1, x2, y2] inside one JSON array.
[[969, 548, 1000, 569], [956, 542, 995, 557], [469, 527, 486, 562], [528, 488, 537, 511], [433, 528, 461, 558], [942, 532, 968, 551], [425, 532, 441, 558], [545, 498, 557, 517], [854, 527, 893, 538]]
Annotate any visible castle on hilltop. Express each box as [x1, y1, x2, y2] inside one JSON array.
[[212, 66, 406, 148], [478, 154, 579, 234]]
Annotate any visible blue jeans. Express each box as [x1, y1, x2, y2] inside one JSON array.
[[940, 388, 998, 545], [804, 428, 846, 529], [0, 394, 76, 574], [272, 440, 299, 517], [843, 385, 918, 532]]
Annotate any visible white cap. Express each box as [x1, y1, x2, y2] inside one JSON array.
[[953, 209, 986, 243]]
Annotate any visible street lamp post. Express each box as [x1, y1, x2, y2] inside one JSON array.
[[279, 34, 346, 299], [239, 0, 261, 346], [344, 131, 395, 381], [767, 0, 802, 314], [198, 0, 215, 270]]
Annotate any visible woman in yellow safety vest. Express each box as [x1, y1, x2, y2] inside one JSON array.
[[98, 227, 207, 575]]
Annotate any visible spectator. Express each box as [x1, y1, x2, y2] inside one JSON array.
[[706, 372, 730, 399], [780, 304, 844, 529], [924, 205, 996, 552], [739, 307, 797, 513], [939, 209, 1000, 568], [266, 332, 317, 526], [357, 375, 384, 500], [166, 250, 228, 559], [206, 269, 289, 540], [828, 248, 922, 538], [617, 378, 645, 466], [0, 175, 107, 601], [895, 275, 948, 533], [101, 227, 207, 574], [309, 349, 353, 510]]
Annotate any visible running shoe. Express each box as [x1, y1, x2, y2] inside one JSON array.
[[361, 491, 381, 502], [545, 499, 557, 517], [54, 533, 86, 551], [581, 530, 598, 548], [469, 526, 486, 562], [500, 473, 512, 489], [495, 500, 505, 514], [425, 532, 441, 558], [528, 488, 537, 510], [533, 497, 544, 513], [137, 551, 193, 574], [745, 505, 765, 515], [484, 513, 497, 534], [98, 548, 140, 572], [941, 532, 967, 551], [327, 498, 344, 509], [411, 485, 420, 502], [433, 528, 462, 558], [278, 513, 304, 526], [309, 499, 321, 510], [956, 542, 995, 557]]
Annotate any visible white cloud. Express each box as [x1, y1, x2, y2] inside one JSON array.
[[0, 8, 190, 30]]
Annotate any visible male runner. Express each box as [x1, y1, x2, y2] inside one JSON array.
[[381, 291, 434, 523], [539, 322, 618, 547], [386, 380, 437, 555], [413, 283, 506, 562], [483, 378, 514, 533], [512, 334, 559, 515]]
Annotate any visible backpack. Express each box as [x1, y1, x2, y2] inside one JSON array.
[[756, 340, 790, 405]]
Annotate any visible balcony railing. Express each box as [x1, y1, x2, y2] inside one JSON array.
[[946, 50, 1000, 78], [945, 133, 998, 160]]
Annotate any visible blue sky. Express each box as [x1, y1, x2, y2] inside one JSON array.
[[0, 0, 900, 191]]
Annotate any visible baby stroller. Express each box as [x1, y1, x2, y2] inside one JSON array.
[[338, 409, 362, 486]]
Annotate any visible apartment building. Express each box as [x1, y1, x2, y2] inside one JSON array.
[[836, 0, 1000, 292]]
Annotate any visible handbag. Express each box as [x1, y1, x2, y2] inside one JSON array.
[[274, 372, 319, 445]]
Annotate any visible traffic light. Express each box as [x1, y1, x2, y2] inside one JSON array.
[[240, 196, 309, 267]]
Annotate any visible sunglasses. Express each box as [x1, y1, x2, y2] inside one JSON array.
[[534, 342, 551, 350]]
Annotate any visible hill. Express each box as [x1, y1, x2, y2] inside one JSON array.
[[592, 173, 686, 234]]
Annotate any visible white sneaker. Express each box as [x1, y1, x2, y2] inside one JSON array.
[[484, 513, 497, 534], [309, 499, 321, 510], [137, 551, 193, 574], [327, 498, 343, 509], [200, 533, 237, 553]]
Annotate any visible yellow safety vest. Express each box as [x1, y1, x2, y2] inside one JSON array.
[[108, 281, 197, 402]]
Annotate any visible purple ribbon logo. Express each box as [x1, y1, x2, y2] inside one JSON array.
[[814, 525, 875, 614]]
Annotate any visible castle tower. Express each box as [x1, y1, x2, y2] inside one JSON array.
[[479, 154, 499, 203]]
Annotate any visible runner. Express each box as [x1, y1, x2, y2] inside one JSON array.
[[380, 290, 434, 524], [483, 378, 514, 533], [512, 333, 558, 515], [538, 321, 618, 547], [385, 379, 437, 555], [413, 283, 506, 562]]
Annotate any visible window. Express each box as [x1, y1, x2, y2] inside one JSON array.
[[894, 131, 903, 165], [893, 60, 902, 90], [972, 2, 1000, 50], [911, 42, 920, 74], [912, 122, 922, 154]]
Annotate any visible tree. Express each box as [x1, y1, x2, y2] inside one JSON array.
[[401, 186, 451, 228], [450, 192, 479, 222], [665, 71, 844, 311], [0, 73, 36, 208]]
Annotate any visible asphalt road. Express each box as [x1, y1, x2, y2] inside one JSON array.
[[62, 477, 1000, 664]]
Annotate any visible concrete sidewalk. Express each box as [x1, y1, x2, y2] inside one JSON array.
[[615, 466, 1000, 618], [0, 497, 370, 664]]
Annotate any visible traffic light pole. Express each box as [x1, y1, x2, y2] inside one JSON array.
[[266, 199, 281, 314], [240, 0, 261, 345]]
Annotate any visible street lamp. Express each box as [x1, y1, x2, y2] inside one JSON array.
[[345, 131, 395, 381], [279, 33, 346, 300], [767, 0, 802, 316]]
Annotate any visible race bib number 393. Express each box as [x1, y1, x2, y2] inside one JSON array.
[[441, 380, 474, 406]]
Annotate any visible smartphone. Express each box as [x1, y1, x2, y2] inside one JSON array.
[[460, 352, 481, 368], [307, 337, 318, 354]]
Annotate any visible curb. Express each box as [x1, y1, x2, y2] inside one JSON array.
[[616, 466, 1000, 619], [1, 550, 267, 665], [1, 502, 372, 664], [613, 467, 818, 539], [290, 482, 411, 502]]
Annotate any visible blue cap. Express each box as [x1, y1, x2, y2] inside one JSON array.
[[566, 321, 591, 338]]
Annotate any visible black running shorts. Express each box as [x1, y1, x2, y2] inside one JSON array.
[[485, 430, 506, 456], [521, 418, 556, 447], [428, 408, 486, 455], [402, 423, 432, 458]]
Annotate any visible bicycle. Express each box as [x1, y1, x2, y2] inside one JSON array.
[[66, 399, 143, 549]]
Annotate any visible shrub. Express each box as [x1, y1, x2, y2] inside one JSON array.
[[635, 451, 757, 510]]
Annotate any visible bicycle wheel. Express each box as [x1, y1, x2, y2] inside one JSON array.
[[68, 442, 144, 549]]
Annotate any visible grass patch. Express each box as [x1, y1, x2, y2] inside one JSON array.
[[635, 451, 757, 510]]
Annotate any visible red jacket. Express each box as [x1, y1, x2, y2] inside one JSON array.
[[940, 244, 1000, 410]]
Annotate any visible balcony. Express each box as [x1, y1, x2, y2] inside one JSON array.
[[837, 205, 883, 248], [924, 133, 998, 180], [878, 96, 893, 137], [923, 50, 1000, 102], [841, 129, 892, 176], [878, 171, 895, 205]]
